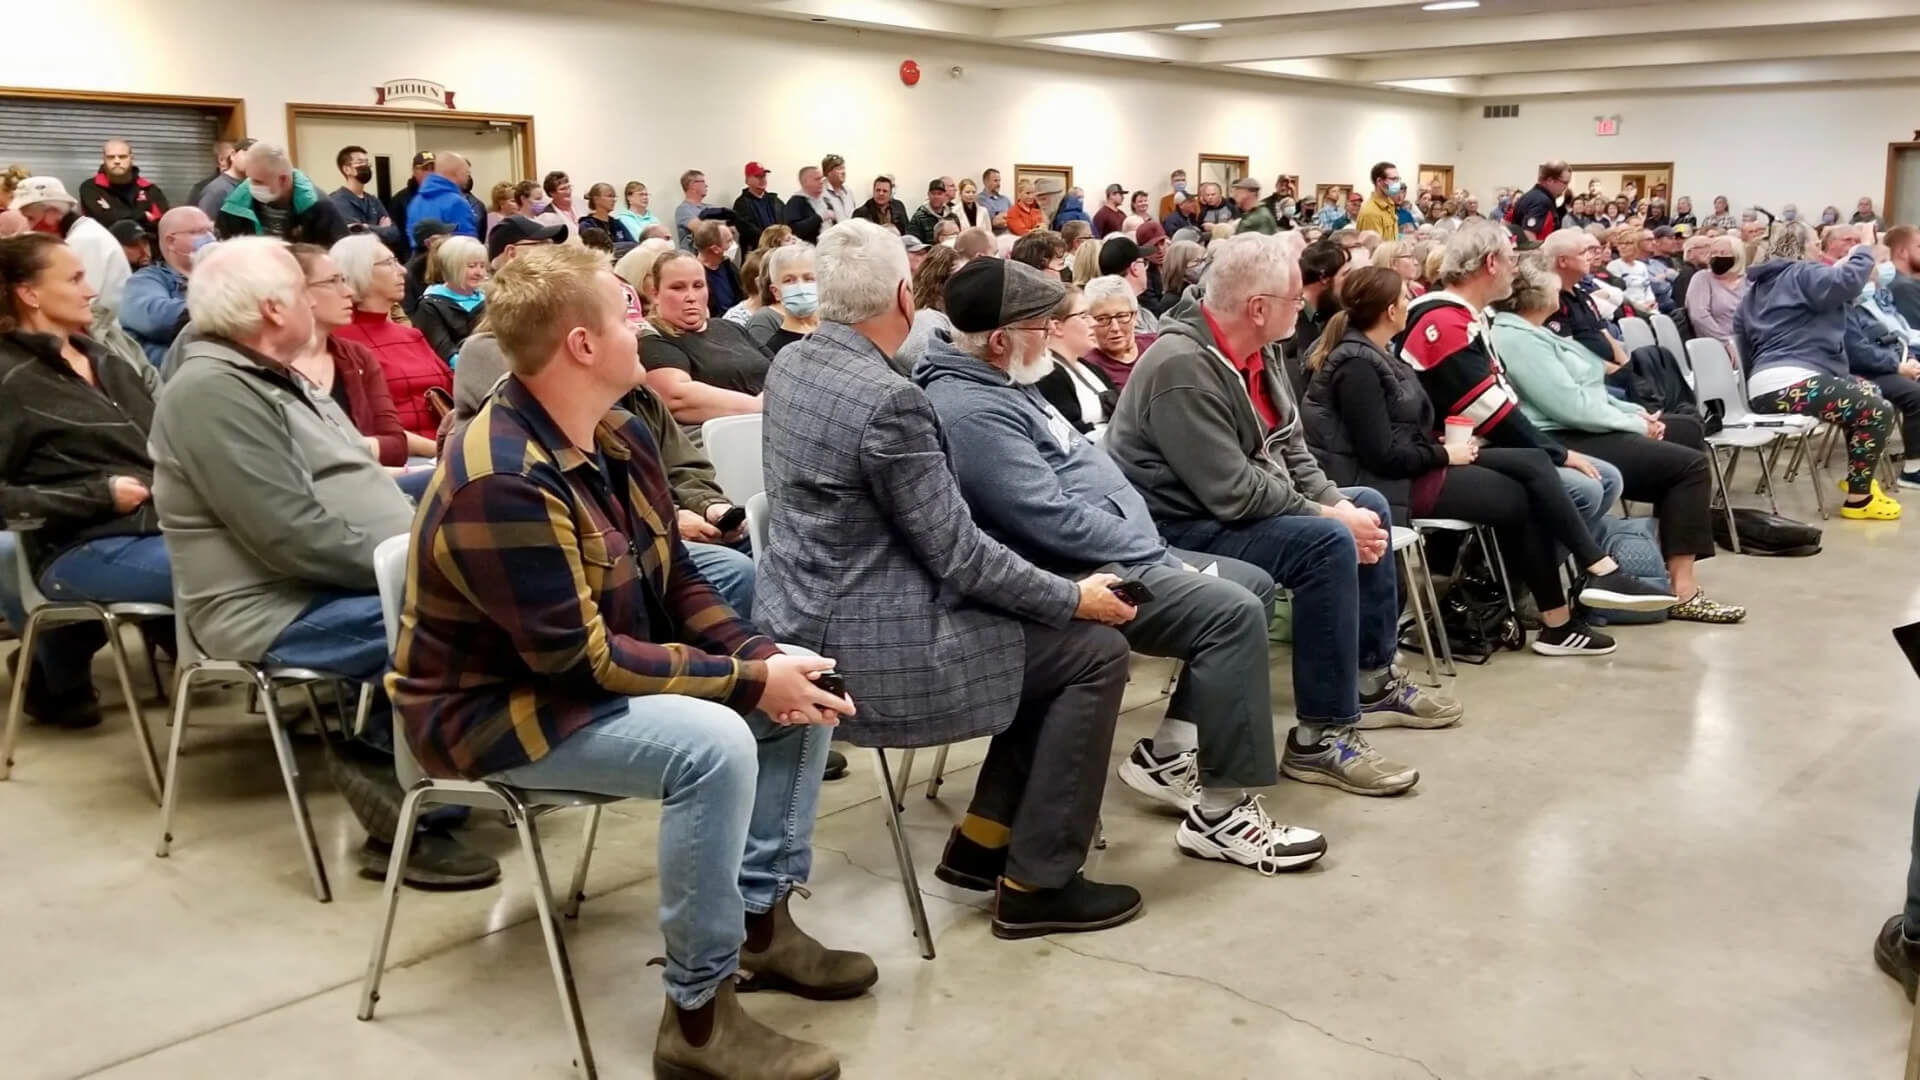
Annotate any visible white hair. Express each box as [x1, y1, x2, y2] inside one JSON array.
[[1539, 227, 1591, 261], [330, 233, 390, 301], [186, 237, 302, 339], [816, 220, 907, 324], [433, 236, 487, 288], [1083, 275, 1137, 312], [1439, 218, 1510, 286], [764, 242, 815, 283], [1204, 232, 1292, 315], [246, 141, 291, 177]]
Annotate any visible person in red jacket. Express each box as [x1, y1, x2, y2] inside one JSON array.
[[79, 139, 170, 245], [328, 233, 448, 455]]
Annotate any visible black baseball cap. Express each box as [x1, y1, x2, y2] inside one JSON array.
[[487, 215, 568, 261], [1098, 236, 1145, 276]]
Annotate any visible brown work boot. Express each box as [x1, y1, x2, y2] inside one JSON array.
[[652, 981, 840, 1080], [737, 891, 879, 1000]]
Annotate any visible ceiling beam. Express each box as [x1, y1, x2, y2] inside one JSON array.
[[1355, 22, 1920, 81], [1024, 31, 1200, 63], [1473, 53, 1920, 96], [744, 0, 997, 37], [1199, 0, 1911, 64], [992, 0, 1408, 39]]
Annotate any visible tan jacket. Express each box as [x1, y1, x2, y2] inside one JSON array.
[[1355, 192, 1401, 241]]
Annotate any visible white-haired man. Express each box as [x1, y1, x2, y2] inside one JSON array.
[[1106, 233, 1460, 799], [149, 237, 497, 889], [122, 206, 213, 366], [1539, 228, 1630, 370], [758, 219, 1145, 939], [916, 256, 1329, 874], [12, 176, 131, 313], [213, 142, 349, 247]]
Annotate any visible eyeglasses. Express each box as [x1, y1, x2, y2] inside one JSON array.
[[1252, 292, 1306, 310], [1058, 309, 1093, 324], [373, 256, 400, 269], [306, 274, 349, 290], [1091, 311, 1136, 327]]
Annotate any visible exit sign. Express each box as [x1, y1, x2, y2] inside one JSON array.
[[1595, 115, 1620, 136]]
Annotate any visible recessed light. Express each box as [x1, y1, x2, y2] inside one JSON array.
[[1174, 21, 1223, 31], [1420, 1, 1479, 10]]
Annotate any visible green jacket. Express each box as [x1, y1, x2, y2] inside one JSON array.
[[1236, 203, 1278, 236], [214, 168, 350, 246], [1489, 311, 1645, 435]]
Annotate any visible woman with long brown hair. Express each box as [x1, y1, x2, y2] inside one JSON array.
[[1301, 266, 1667, 657], [579, 181, 635, 245]]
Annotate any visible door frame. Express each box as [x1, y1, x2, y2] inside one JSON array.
[[1886, 141, 1920, 223], [1568, 160, 1676, 194], [284, 103, 536, 177], [1417, 163, 1454, 197], [0, 86, 246, 141]]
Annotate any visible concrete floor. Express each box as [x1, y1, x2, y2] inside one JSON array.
[[5, 481, 1919, 1079]]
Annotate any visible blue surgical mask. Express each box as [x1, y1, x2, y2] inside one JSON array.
[[190, 232, 215, 252], [1879, 263, 1898, 289], [1174, 181, 1187, 195], [1386, 181, 1404, 197], [780, 281, 819, 316], [1822, 211, 1839, 225], [1782, 209, 1797, 222]]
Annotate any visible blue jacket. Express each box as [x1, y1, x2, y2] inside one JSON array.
[[406, 173, 478, 239], [1844, 301, 1905, 376], [1734, 247, 1874, 380], [120, 263, 189, 367], [1051, 195, 1091, 230], [913, 337, 1172, 573]]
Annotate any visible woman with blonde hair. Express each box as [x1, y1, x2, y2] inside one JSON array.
[[485, 181, 517, 238], [1607, 226, 1656, 314], [612, 180, 656, 241], [638, 249, 773, 434], [1685, 234, 1745, 347], [414, 235, 487, 363], [1371, 241, 1424, 298], [1069, 239, 1102, 286], [953, 177, 991, 232], [755, 223, 794, 252], [1161, 239, 1207, 298]]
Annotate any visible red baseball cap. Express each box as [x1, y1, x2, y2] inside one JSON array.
[[1135, 220, 1167, 249], [744, 162, 769, 178]]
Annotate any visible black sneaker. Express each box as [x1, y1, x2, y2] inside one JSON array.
[[1577, 570, 1678, 613], [823, 749, 848, 782], [933, 826, 1005, 891], [1876, 914, 1920, 1001], [359, 829, 501, 890], [991, 873, 1143, 940], [5, 651, 102, 729], [1530, 619, 1617, 657]]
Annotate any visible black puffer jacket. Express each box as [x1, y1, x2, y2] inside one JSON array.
[[413, 293, 485, 363], [1301, 328, 1447, 525]]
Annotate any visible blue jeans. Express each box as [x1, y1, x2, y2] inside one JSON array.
[[3, 534, 172, 697], [395, 469, 435, 503], [261, 591, 389, 680], [685, 541, 755, 618], [490, 691, 829, 1009], [1159, 486, 1398, 727], [1560, 458, 1623, 535]]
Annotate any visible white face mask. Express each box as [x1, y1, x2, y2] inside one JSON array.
[[724, 242, 740, 263], [248, 180, 278, 203]]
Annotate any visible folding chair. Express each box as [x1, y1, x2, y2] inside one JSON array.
[[1411, 517, 1517, 626], [1392, 526, 1450, 685], [1618, 316, 1656, 355], [702, 414, 765, 504], [1649, 313, 1691, 388], [1684, 337, 1811, 534]]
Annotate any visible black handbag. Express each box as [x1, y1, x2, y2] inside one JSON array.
[[1712, 508, 1822, 556]]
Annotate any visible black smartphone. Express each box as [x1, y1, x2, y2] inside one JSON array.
[[1893, 621, 1920, 680], [715, 505, 747, 532], [814, 671, 847, 697], [1109, 580, 1155, 605]]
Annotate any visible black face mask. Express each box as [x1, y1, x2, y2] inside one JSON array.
[[1710, 256, 1737, 275], [352, 165, 373, 184]]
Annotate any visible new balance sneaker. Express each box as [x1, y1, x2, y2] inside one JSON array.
[[1357, 671, 1464, 730], [1577, 570, 1679, 613], [1280, 728, 1418, 796], [1530, 619, 1617, 657], [1175, 794, 1326, 873], [1117, 738, 1200, 813]]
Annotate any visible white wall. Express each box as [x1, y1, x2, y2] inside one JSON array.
[[1457, 84, 1920, 219], [12, 0, 1461, 210]]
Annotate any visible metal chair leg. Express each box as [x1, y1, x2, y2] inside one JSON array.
[[563, 805, 602, 920], [155, 662, 205, 858], [0, 606, 46, 780], [103, 613, 164, 804], [892, 748, 916, 811], [1706, 446, 1743, 554], [1415, 536, 1456, 676], [924, 745, 950, 801], [873, 749, 935, 960], [357, 783, 432, 1020], [1478, 528, 1518, 620], [259, 670, 331, 903], [1399, 552, 1441, 687], [511, 800, 599, 1079], [145, 638, 168, 705]]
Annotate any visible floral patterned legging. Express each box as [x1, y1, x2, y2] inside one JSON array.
[[1750, 374, 1893, 495]]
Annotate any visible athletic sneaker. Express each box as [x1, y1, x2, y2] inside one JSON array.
[[1357, 671, 1464, 730], [1530, 619, 1617, 656], [1577, 570, 1679, 613], [1175, 794, 1326, 874], [1117, 738, 1200, 813], [1280, 727, 1418, 796]]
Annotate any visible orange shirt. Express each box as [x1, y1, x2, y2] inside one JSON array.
[[1006, 201, 1043, 235]]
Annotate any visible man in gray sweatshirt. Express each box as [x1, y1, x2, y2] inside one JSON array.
[[149, 236, 497, 890], [918, 257, 1328, 874], [1105, 233, 1463, 798]]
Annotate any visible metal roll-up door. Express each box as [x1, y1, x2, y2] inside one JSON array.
[[0, 98, 220, 210]]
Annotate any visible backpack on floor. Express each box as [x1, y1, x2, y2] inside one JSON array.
[[1712, 508, 1822, 556], [1590, 517, 1671, 625]]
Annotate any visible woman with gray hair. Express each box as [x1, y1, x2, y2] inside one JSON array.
[[1080, 274, 1155, 389], [1161, 239, 1207, 299], [329, 233, 448, 452], [755, 242, 820, 355]]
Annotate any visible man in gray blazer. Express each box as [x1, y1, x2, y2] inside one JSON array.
[[758, 220, 1144, 941]]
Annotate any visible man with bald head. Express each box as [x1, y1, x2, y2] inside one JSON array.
[[0, 209, 26, 238], [122, 206, 215, 366], [405, 150, 478, 240], [80, 137, 171, 244]]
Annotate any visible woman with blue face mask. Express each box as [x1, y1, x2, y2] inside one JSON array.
[[1845, 269, 1920, 484], [756, 243, 819, 356], [1821, 206, 1842, 227]]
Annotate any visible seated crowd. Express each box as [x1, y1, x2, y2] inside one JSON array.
[[10, 137, 1920, 1079]]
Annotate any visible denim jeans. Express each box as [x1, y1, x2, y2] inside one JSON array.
[[3, 534, 173, 697], [395, 469, 435, 503], [490, 691, 829, 1009], [685, 541, 755, 619], [1158, 486, 1398, 727], [261, 591, 389, 680], [1560, 457, 1623, 536]]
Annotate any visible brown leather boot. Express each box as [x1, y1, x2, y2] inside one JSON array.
[[737, 892, 879, 1000], [652, 981, 840, 1080]]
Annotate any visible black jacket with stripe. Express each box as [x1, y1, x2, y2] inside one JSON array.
[[1393, 291, 1566, 465]]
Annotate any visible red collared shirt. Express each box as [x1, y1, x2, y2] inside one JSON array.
[[1203, 304, 1278, 430]]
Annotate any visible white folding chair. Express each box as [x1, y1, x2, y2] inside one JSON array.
[[1618, 316, 1656, 355], [1411, 517, 1518, 645], [357, 534, 612, 1079], [1391, 526, 1450, 685], [0, 534, 169, 802], [701, 414, 764, 505], [1649, 313, 1691, 388], [1684, 337, 1815, 531]]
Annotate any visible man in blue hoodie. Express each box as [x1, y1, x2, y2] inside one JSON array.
[[917, 257, 1329, 876], [405, 151, 478, 240]]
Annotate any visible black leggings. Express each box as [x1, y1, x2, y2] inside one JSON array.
[[1555, 417, 1713, 560], [1426, 447, 1605, 610]]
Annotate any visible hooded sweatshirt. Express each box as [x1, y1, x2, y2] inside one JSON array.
[[406, 172, 479, 239], [215, 168, 349, 247], [1103, 285, 1343, 525], [1734, 246, 1874, 393], [1052, 194, 1092, 230], [913, 338, 1172, 572]]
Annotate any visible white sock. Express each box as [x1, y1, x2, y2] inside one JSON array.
[[1150, 718, 1198, 757], [1294, 723, 1330, 746], [1357, 667, 1393, 698], [1197, 787, 1242, 815]]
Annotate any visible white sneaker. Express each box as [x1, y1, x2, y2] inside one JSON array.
[[1117, 738, 1200, 814], [1175, 794, 1327, 874]]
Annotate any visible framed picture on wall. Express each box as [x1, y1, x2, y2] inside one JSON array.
[[1014, 163, 1074, 222], [1197, 154, 1249, 194], [1315, 183, 1351, 209]]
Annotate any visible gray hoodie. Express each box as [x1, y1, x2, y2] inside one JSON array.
[[1734, 246, 1874, 382], [149, 335, 415, 661], [1104, 285, 1342, 524], [913, 339, 1171, 573]]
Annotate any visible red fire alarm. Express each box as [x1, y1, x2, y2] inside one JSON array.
[[900, 60, 921, 86]]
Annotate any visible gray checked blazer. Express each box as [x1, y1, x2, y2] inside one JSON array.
[[756, 320, 1080, 748]]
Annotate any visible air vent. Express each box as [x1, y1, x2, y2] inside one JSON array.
[[1482, 103, 1520, 119]]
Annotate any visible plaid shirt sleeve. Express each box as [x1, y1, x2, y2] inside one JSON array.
[[430, 471, 773, 711]]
